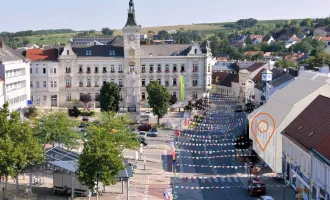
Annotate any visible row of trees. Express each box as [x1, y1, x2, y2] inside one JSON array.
[[0, 29, 75, 38]]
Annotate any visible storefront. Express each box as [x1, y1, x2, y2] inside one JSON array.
[[290, 164, 310, 200]]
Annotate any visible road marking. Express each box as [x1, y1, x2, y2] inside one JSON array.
[[233, 177, 239, 182], [213, 177, 219, 183], [226, 176, 232, 182], [220, 177, 226, 183]]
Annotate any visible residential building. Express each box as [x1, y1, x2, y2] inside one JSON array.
[[212, 62, 238, 74], [262, 35, 275, 44], [56, 0, 212, 121], [314, 27, 330, 37], [211, 72, 238, 95], [71, 36, 115, 46], [26, 48, 60, 107], [248, 71, 330, 174], [250, 35, 264, 45], [313, 36, 330, 47], [282, 95, 330, 200], [0, 78, 4, 107], [0, 41, 31, 111]]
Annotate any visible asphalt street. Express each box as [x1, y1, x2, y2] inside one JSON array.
[[173, 94, 295, 200]]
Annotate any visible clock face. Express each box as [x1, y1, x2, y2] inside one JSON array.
[[129, 34, 135, 41]]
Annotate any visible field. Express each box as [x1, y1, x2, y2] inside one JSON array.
[[23, 19, 301, 46]]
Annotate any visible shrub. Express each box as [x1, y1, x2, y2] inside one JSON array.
[[24, 106, 38, 118], [80, 111, 95, 116], [68, 106, 80, 117]]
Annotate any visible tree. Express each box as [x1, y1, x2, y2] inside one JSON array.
[[23, 106, 38, 119], [0, 102, 44, 199], [100, 82, 120, 112], [80, 94, 92, 105], [245, 36, 252, 44], [157, 30, 170, 40], [68, 106, 81, 118], [77, 112, 139, 197], [274, 59, 298, 68], [300, 18, 312, 27], [32, 111, 81, 149], [101, 28, 114, 36], [146, 81, 170, 125], [301, 51, 330, 67]]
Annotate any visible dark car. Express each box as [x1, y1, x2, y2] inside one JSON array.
[[248, 178, 266, 196], [139, 138, 148, 146], [138, 123, 152, 131]]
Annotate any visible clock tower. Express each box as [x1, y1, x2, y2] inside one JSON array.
[[123, 0, 141, 122]]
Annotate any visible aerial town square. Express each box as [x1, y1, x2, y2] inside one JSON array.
[[0, 0, 330, 199]]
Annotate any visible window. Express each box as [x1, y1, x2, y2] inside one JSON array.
[[142, 79, 145, 86], [86, 50, 92, 56], [66, 66, 71, 73], [165, 80, 169, 87], [66, 93, 71, 101], [173, 92, 177, 97], [95, 67, 98, 73], [79, 79, 83, 87], [119, 65, 123, 72], [158, 79, 161, 84], [173, 64, 177, 72], [50, 81, 54, 88], [110, 79, 114, 83], [194, 49, 197, 54], [54, 68, 56, 74], [54, 81, 57, 88], [142, 93, 146, 100], [157, 64, 161, 72], [36, 81, 40, 88], [67, 50, 69, 55], [43, 68, 46, 74], [193, 92, 198, 99], [142, 65, 146, 72], [111, 65, 115, 72], [36, 97, 40, 105], [103, 79, 107, 85], [208, 64, 210, 72], [173, 78, 177, 86], [109, 50, 115, 56], [43, 95, 47, 102], [193, 63, 198, 72], [30, 81, 33, 88], [129, 65, 134, 73], [36, 68, 38, 74], [95, 79, 99, 86], [87, 79, 91, 87], [43, 81, 47, 88], [87, 67, 91, 73], [103, 67, 107, 72], [149, 65, 154, 72], [30, 68, 32, 74], [66, 79, 71, 87], [193, 79, 198, 86], [119, 79, 123, 86], [79, 65, 83, 73], [180, 64, 185, 72], [165, 64, 169, 72]]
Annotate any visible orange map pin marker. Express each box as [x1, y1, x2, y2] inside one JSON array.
[[250, 112, 276, 152]]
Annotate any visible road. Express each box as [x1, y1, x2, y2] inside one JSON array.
[[173, 94, 295, 200]]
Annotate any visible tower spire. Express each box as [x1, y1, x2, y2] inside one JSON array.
[[124, 0, 138, 27]]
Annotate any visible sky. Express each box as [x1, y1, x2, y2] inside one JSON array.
[[0, 0, 329, 32]]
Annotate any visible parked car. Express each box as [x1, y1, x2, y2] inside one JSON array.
[[138, 123, 152, 131], [139, 131, 147, 139], [247, 178, 266, 196], [258, 196, 274, 200], [149, 128, 158, 137], [145, 111, 151, 117]]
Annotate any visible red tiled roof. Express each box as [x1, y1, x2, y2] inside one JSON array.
[[26, 48, 59, 61], [244, 51, 264, 56], [313, 36, 330, 41], [285, 53, 304, 61], [282, 95, 330, 160]]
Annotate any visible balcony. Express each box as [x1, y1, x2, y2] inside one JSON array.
[[78, 71, 83, 74], [66, 71, 71, 74], [87, 84, 91, 87], [173, 84, 177, 87], [110, 71, 115, 73], [180, 70, 185, 73], [118, 71, 124, 73], [66, 85, 71, 89], [193, 84, 199, 87], [142, 84, 146, 87], [86, 71, 91, 74], [149, 71, 154, 73], [102, 71, 107, 73]]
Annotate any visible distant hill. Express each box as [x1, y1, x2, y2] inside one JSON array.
[[4, 19, 303, 46]]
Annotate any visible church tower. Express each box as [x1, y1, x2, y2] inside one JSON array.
[[123, 0, 141, 122]]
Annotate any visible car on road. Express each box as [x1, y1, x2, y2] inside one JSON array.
[[247, 177, 266, 196], [149, 128, 158, 137], [139, 131, 147, 139], [257, 196, 274, 200], [138, 123, 152, 131]]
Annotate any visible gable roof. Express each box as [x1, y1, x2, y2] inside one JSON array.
[[219, 74, 239, 87], [253, 68, 267, 82], [312, 36, 330, 41], [269, 73, 295, 88], [262, 35, 272, 42], [283, 95, 330, 160], [140, 44, 192, 56], [246, 62, 266, 72], [72, 45, 124, 57], [212, 72, 229, 85], [250, 34, 264, 41], [0, 44, 29, 63], [26, 48, 59, 61]]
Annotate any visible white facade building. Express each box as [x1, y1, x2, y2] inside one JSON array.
[[0, 79, 4, 107], [55, 0, 212, 121], [0, 41, 31, 111]]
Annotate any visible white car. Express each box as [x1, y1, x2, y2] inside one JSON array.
[[258, 196, 274, 200], [139, 131, 147, 139]]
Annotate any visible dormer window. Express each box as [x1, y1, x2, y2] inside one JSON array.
[[86, 50, 92, 56], [109, 50, 115, 56]]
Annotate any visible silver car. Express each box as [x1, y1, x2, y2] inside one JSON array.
[[149, 128, 158, 137]]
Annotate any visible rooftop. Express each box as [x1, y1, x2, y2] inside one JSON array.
[[212, 72, 229, 85], [140, 44, 192, 56], [26, 48, 59, 61], [0, 43, 29, 63], [246, 62, 267, 72], [283, 95, 330, 160], [219, 74, 239, 87]]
